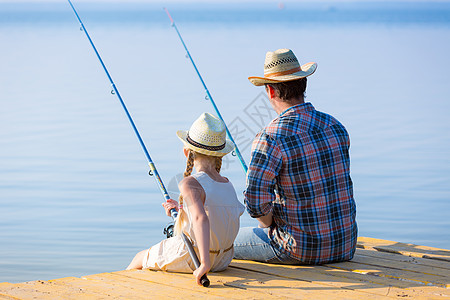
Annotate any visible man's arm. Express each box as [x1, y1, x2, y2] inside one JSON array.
[[257, 211, 273, 228], [245, 132, 282, 219]]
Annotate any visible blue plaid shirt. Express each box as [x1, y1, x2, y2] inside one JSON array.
[[245, 102, 357, 264]]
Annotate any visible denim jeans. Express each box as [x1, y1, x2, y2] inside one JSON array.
[[233, 227, 302, 264]]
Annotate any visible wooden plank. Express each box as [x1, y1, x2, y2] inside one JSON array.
[[319, 267, 450, 299], [113, 269, 276, 299], [210, 267, 389, 299], [52, 273, 222, 299], [98, 270, 263, 299], [356, 248, 450, 271], [0, 271, 262, 300], [120, 267, 388, 299], [229, 261, 393, 298], [357, 237, 450, 262], [1, 264, 449, 299], [0, 294, 23, 300], [352, 251, 450, 278], [0, 278, 106, 299], [326, 260, 449, 288], [0, 295, 22, 300], [230, 259, 450, 299], [0, 283, 23, 300]]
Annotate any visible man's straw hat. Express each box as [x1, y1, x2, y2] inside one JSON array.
[[248, 48, 317, 86], [177, 113, 235, 157]]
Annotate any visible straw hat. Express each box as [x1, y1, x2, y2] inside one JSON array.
[[248, 48, 317, 86], [176, 113, 235, 157]]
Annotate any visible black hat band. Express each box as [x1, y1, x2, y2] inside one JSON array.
[[187, 133, 226, 151]]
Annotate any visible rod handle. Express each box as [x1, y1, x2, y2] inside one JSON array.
[[181, 233, 210, 287], [200, 274, 210, 287]]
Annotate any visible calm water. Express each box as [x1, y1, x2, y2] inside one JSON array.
[[1, 1, 450, 283]]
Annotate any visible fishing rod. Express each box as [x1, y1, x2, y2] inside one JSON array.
[[67, 0, 210, 287], [164, 8, 248, 173]]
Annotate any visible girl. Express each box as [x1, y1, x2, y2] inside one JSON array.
[[127, 113, 245, 285]]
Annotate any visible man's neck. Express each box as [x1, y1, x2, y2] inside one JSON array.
[[272, 97, 304, 115]]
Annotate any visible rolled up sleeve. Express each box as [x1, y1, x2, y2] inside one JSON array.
[[244, 132, 282, 218]]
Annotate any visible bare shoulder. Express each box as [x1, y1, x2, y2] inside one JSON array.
[[179, 176, 201, 190], [179, 176, 205, 200]]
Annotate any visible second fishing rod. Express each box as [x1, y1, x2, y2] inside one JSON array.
[[67, 0, 210, 287], [164, 8, 248, 174]]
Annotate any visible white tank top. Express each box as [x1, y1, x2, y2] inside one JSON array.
[[186, 172, 244, 250], [143, 171, 245, 273], [142, 172, 244, 273], [184, 172, 244, 271]]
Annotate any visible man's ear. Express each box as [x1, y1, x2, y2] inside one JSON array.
[[266, 84, 276, 99]]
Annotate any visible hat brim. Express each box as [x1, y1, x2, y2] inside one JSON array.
[[248, 62, 317, 86], [176, 130, 235, 157]]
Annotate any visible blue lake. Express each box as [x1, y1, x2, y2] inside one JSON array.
[[1, 1, 449, 283]]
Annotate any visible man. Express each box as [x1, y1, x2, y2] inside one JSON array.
[[234, 49, 357, 265]]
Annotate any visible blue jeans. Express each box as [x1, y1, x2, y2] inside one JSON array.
[[233, 227, 302, 264]]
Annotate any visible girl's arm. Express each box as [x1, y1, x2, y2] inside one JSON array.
[[179, 176, 211, 286], [162, 198, 179, 216]]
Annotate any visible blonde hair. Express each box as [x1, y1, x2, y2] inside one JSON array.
[[174, 150, 222, 236]]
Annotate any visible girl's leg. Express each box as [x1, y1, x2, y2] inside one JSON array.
[[126, 249, 148, 270]]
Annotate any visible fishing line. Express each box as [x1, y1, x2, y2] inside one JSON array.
[[67, 0, 209, 287], [164, 8, 248, 173]]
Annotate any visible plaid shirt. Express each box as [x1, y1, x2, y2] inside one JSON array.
[[245, 102, 357, 264]]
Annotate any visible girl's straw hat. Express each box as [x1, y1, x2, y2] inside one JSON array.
[[177, 113, 235, 157], [248, 48, 317, 86]]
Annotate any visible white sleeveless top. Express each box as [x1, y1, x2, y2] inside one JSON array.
[[143, 172, 245, 273]]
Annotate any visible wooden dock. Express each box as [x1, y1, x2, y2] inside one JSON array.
[[1, 237, 449, 299]]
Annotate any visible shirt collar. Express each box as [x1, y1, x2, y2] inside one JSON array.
[[279, 102, 315, 117]]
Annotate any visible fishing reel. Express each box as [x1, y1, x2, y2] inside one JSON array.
[[163, 221, 175, 238]]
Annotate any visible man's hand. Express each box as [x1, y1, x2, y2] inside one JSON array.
[[257, 211, 273, 228]]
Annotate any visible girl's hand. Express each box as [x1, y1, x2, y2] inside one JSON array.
[[162, 199, 179, 217], [193, 263, 211, 286]]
